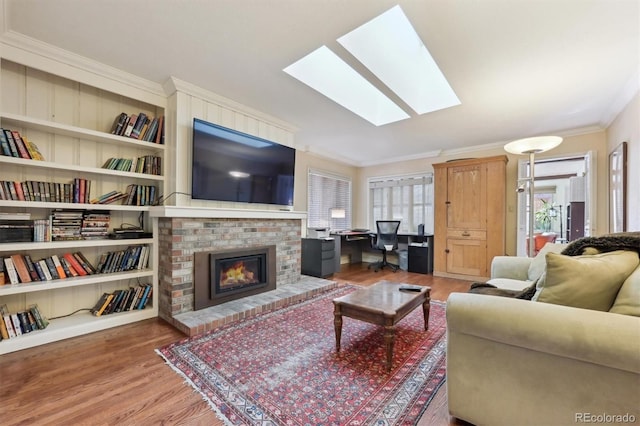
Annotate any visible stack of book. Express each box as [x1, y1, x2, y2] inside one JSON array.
[[123, 184, 157, 206], [0, 212, 33, 243], [109, 112, 164, 144], [51, 210, 83, 241], [80, 211, 110, 240], [91, 284, 152, 317], [0, 128, 45, 160], [89, 190, 128, 205], [0, 304, 49, 340]]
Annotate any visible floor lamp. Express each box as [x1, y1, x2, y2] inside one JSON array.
[[504, 136, 563, 257]]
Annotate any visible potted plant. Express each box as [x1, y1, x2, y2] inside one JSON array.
[[535, 200, 555, 232]]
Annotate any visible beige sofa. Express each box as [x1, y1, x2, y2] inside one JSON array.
[[446, 243, 640, 426]]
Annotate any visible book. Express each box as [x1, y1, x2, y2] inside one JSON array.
[[17, 311, 31, 333], [24, 137, 45, 161], [91, 293, 110, 315], [38, 259, 53, 280], [11, 130, 31, 159], [3, 129, 20, 157], [51, 255, 67, 279], [10, 313, 22, 336], [44, 257, 60, 280], [0, 312, 9, 339], [23, 254, 40, 282], [0, 259, 5, 285], [33, 260, 47, 281], [3, 314, 15, 338], [122, 114, 137, 137], [11, 254, 32, 283], [0, 129, 12, 156], [130, 113, 147, 139], [4, 257, 20, 284], [63, 252, 88, 276], [110, 112, 128, 135], [73, 252, 96, 274], [29, 304, 48, 329], [94, 293, 114, 317], [59, 256, 78, 277]]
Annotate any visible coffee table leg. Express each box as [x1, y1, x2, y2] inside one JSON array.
[[384, 325, 395, 372], [422, 299, 430, 331], [333, 302, 342, 352]]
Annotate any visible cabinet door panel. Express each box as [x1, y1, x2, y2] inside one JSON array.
[[447, 164, 486, 229], [446, 238, 487, 276]]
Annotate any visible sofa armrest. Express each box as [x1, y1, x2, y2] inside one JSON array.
[[446, 293, 640, 373], [490, 256, 532, 281]]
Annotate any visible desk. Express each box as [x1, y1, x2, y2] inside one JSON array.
[[331, 231, 434, 273]]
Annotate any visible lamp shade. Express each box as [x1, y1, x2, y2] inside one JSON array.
[[504, 136, 563, 155], [330, 208, 346, 219]]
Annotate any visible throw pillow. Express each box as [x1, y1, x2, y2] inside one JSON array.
[[532, 250, 640, 311], [527, 242, 566, 282], [609, 267, 640, 316]]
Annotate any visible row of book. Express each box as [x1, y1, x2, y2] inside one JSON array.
[[1, 251, 97, 285], [0, 128, 45, 160], [0, 304, 48, 340], [92, 284, 152, 317], [110, 112, 164, 144], [101, 155, 162, 175], [0, 178, 92, 204], [95, 245, 150, 274], [123, 184, 158, 206]]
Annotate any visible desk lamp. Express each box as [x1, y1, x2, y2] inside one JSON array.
[[504, 136, 563, 257], [329, 208, 346, 232]]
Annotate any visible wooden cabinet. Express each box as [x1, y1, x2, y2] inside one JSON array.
[[433, 156, 507, 281], [0, 55, 165, 353]]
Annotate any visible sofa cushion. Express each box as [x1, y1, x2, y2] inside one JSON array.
[[527, 242, 565, 282], [610, 266, 640, 316], [533, 250, 640, 311]]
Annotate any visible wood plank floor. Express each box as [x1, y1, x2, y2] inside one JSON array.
[[0, 263, 473, 426]]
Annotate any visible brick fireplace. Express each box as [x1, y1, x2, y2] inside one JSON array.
[[152, 207, 306, 332]]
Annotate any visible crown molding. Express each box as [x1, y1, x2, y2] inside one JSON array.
[[599, 72, 639, 128], [0, 30, 166, 106], [164, 76, 298, 134]]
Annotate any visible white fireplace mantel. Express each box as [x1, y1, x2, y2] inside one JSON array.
[[149, 206, 307, 220]]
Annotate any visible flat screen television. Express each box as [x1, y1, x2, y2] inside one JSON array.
[[191, 118, 295, 206]]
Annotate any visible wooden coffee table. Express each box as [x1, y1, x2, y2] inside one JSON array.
[[333, 281, 431, 372]]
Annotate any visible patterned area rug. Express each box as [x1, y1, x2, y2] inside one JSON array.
[[156, 284, 447, 425]]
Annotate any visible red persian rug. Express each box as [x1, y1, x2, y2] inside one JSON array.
[[156, 285, 447, 425]]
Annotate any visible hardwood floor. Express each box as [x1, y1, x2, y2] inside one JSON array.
[[0, 263, 472, 426]]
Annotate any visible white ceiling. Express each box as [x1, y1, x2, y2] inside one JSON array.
[[3, 0, 639, 166]]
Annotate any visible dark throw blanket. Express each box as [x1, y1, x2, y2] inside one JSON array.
[[468, 232, 640, 299]]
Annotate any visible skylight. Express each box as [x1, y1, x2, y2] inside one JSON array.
[[283, 46, 410, 126], [283, 5, 460, 125], [338, 5, 460, 115]]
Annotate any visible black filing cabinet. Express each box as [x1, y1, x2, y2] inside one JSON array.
[[408, 235, 434, 274], [301, 238, 336, 278]]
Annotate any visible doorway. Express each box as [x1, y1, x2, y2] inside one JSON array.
[[515, 151, 596, 256]]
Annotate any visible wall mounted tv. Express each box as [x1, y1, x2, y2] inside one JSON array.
[[191, 118, 295, 206]]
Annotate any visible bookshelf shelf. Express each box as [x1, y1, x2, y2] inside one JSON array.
[[0, 155, 165, 182], [0, 308, 156, 354], [0, 238, 154, 252], [0, 112, 166, 152], [0, 200, 151, 211], [0, 269, 154, 296]]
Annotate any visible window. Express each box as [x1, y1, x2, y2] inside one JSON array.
[[307, 169, 352, 231], [369, 173, 433, 234]]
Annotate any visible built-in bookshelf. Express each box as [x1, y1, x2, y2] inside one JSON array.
[[0, 52, 165, 353]]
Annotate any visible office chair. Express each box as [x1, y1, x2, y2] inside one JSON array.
[[368, 220, 401, 272]]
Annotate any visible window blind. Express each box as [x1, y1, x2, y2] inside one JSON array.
[[307, 169, 352, 230]]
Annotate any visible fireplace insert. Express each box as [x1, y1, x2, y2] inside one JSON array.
[[194, 246, 276, 310]]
